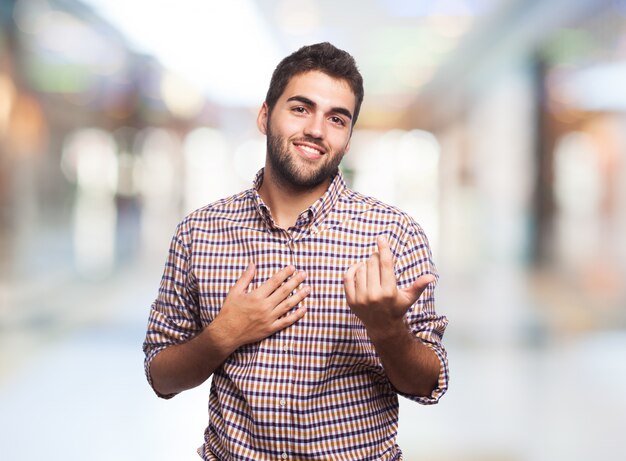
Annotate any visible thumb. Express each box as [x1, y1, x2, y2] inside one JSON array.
[[400, 274, 436, 305], [232, 263, 256, 292]]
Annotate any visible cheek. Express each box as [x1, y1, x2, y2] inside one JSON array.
[[329, 132, 351, 152], [271, 115, 304, 136]]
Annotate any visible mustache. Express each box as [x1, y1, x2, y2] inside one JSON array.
[[293, 136, 328, 151]]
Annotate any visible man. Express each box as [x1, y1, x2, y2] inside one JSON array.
[[143, 42, 449, 460]]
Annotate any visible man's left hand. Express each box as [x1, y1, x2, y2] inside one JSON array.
[[343, 236, 435, 336]]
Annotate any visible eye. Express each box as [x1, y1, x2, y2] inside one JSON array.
[[330, 116, 346, 127], [292, 106, 307, 114]]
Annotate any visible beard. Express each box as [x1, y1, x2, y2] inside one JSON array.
[[266, 121, 346, 191]]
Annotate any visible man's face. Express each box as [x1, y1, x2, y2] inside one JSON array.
[[258, 70, 356, 190]]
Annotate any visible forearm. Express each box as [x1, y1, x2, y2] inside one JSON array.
[[149, 320, 238, 396], [367, 320, 441, 396], [149, 265, 310, 397]]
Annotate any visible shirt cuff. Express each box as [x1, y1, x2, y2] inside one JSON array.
[[397, 342, 449, 405]]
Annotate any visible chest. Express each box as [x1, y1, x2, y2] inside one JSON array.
[[189, 224, 383, 324]]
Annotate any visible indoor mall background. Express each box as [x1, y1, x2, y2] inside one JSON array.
[[1, 1, 625, 459]]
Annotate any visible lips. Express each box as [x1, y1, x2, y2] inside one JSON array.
[[293, 141, 326, 160]]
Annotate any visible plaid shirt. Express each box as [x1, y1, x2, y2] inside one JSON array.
[[143, 169, 449, 460]]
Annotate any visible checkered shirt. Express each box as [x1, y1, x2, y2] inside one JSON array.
[[143, 169, 449, 460]]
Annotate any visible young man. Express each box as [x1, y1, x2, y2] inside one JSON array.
[[143, 42, 449, 460]]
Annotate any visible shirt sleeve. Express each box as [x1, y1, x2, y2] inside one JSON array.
[[393, 222, 449, 405], [142, 219, 201, 399]]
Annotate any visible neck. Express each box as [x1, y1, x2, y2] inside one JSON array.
[[258, 168, 331, 229]]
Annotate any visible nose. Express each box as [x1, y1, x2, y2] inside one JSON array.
[[303, 113, 325, 139]]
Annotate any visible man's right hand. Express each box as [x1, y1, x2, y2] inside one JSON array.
[[214, 263, 310, 350], [150, 263, 309, 396]]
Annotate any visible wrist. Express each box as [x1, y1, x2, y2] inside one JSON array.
[[202, 319, 240, 356], [365, 317, 409, 344]]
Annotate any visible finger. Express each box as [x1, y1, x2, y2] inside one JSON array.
[[400, 274, 436, 305], [271, 302, 307, 332], [274, 285, 310, 317], [257, 265, 296, 297], [232, 263, 256, 293], [355, 261, 368, 305], [377, 236, 397, 292], [343, 263, 358, 305], [268, 270, 307, 305], [367, 252, 381, 291]]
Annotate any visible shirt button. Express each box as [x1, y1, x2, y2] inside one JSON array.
[[281, 453, 288, 460], [279, 399, 286, 407]]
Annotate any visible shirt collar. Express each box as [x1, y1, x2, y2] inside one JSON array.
[[251, 168, 346, 232]]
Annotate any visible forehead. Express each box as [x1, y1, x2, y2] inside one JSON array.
[[280, 70, 356, 112]]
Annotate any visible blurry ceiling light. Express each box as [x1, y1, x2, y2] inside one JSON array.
[[275, 0, 320, 35], [16, 3, 126, 95], [83, 0, 282, 106], [31, 10, 83, 54], [160, 72, 205, 119], [561, 61, 626, 111], [29, 9, 125, 74]]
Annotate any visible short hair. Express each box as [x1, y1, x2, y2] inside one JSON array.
[[265, 42, 364, 126]]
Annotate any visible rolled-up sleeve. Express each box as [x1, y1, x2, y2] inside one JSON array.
[[394, 223, 449, 405], [142, 220, 200, 398]]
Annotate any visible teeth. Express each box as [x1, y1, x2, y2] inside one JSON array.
[[299, 145, 321, 155]]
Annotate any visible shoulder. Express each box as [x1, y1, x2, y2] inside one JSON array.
[[338, 187, 425, 236], [176, 188, 255, 237]]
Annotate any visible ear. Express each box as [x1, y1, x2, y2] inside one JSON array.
[[257, 102, 269, 135]]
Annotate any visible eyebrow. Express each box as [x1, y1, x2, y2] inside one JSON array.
[[286, 95, 353, 121]]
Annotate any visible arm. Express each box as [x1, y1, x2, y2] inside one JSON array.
[[149, 264, 310, 397], [343, 236, 441, 396]]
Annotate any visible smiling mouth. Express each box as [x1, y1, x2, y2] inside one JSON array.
[[293, 141, 326, 159]]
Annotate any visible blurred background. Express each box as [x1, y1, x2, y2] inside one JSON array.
[[1, 0, 625, 459]]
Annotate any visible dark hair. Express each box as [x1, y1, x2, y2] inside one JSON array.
[[265, 42, 364, 126]]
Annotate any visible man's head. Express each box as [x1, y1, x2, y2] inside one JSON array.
[[264, 42, 364, 127]]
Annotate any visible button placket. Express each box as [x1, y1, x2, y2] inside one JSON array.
[[284, 231, 299, 460]]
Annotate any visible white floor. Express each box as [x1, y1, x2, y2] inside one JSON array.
[[1, 259, 625, 461]]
